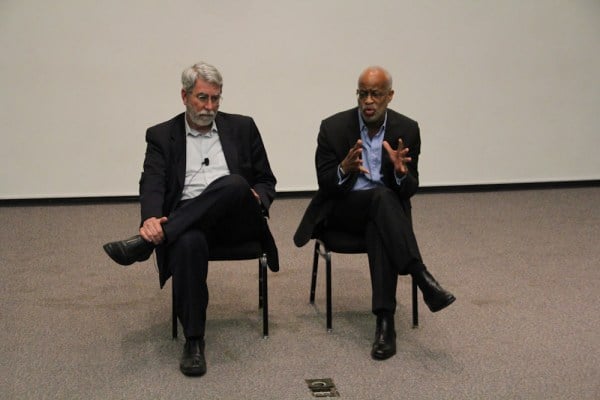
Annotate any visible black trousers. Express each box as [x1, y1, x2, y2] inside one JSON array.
[[328, 186, 424, 315], [162, 175, 265, 338]]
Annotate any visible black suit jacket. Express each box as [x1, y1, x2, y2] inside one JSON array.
[[139, 112, 276, 287], [294, 107, 420, 247]]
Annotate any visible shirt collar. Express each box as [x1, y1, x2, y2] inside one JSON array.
[[358, 109, 388, 137], [185, 114, 218, 138]]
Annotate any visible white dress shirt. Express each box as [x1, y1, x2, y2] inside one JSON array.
[[181, 116, 230, 200]]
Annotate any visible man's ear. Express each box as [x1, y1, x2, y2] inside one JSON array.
[[181, 89, 188, 105]]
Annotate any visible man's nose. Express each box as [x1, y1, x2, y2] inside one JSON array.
[[204, 99, 217, 110]]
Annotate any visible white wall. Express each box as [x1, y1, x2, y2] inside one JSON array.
[[1, 0, 599, 199]]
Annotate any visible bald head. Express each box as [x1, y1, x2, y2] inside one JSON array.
[[358, 66, 393, 91]]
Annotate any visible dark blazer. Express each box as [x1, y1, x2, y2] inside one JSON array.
[[294, 107, 420, 247], [139, 112, 277, 287]]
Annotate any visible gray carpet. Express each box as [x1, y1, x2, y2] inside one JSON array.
[[1, 187, 599, 399]]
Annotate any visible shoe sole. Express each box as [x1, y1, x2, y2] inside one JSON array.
[[371, 350, 396, 361], [180, 367, 207, 377], [428, 295, 456, 312]]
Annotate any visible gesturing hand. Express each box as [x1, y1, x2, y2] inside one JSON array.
[[383, 138, 411, 176], [341, 139, 369, 175]]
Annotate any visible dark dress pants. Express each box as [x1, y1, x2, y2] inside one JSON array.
[[163, 175, 265, 339], [328, 186, 424, 315]]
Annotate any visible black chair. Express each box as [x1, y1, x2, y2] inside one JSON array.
[[172, 240, 269, 339], [310, 229, 418, 332]]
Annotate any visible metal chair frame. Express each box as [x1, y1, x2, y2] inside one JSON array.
[[310, 236, 418, 332], [172, 244, 269, 339]]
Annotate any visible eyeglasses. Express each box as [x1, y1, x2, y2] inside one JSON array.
[[195, 93, 222, 104], [356, 90, 388, 101]]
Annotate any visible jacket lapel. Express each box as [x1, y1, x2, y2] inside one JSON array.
[[216, 113, 239, 173], [383, 113, 401, 147], [382, 112, 403, 173], [173, 113, 187, 191], [346, 108, 361, 148]]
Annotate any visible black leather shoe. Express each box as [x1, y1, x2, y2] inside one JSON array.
[[102, 235, 154, 266], [180, 338, 207, 377], [371, 314, 396, 360], [414, 270, 456, 312]]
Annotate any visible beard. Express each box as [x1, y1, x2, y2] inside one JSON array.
[[189, 111, 215, 128], [360, 107, 384, 125], [186, 105, 216, 129]]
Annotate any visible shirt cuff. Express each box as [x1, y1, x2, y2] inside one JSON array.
[[394, 171, 407, 186], [337, 165, 349, 184]]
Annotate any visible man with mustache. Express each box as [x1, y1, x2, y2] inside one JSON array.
[[103, 62, 278, 377], [295, 66, 455, 360]]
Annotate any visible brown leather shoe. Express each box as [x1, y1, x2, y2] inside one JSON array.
[[180, 339, 207, 377]]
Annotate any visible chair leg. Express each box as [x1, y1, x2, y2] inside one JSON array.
[[310, 241, 320, 303], [412, 276, 419, 328], [260, 254, 269, 338], [172, 280, 178, 339], [326, 251, 332, 333], [258, 260, 263, 309], [314, 240, 333, 332]]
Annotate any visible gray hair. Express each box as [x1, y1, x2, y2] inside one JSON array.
[[181, 62, 223, 93]]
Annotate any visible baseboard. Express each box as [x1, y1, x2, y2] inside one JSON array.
[[0, 195, 140, 207], [1, 180, 598, 206], [417, 179, 600, 194]]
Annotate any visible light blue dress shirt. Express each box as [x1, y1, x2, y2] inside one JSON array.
[[353, 111, 387, 190]]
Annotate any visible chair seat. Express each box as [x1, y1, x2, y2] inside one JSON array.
[[209, 241, 263, 261], [316, 230, 366, 254]]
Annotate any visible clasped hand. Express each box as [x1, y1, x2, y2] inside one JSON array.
[[140, 216, 168, 245]]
